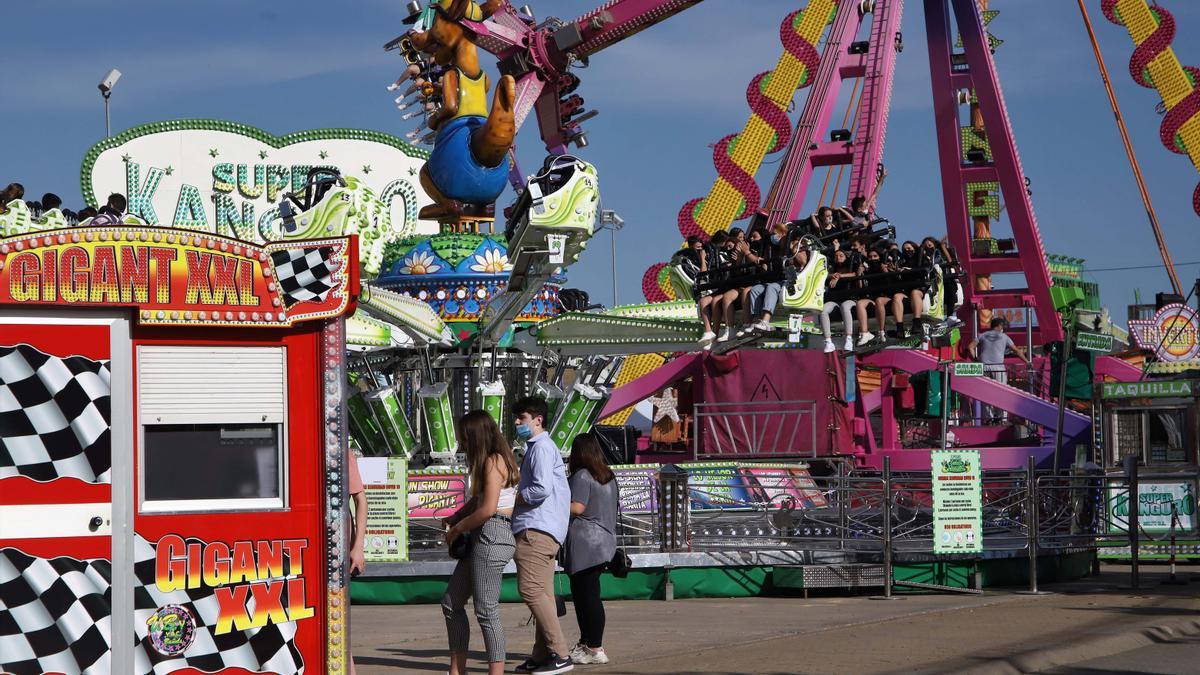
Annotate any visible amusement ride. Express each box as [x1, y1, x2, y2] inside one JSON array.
[[1, 0, 1200, 673]]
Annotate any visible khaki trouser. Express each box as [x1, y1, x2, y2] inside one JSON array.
[[513, 529, 568, 660]]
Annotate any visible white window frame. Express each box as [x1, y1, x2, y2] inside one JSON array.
[[137, 346, 289, 514]]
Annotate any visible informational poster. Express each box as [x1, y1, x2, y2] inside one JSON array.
[[612, 464, 659, 513], [357, 457, 409, 562], [1107, 480, 1198, 534], [681, 462, 751, 510], [407, 470, 468, 519], [931, 449, 983, 553], [738, 464, 828, 509]]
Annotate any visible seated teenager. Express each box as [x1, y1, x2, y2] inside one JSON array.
[[697, 231, 729, 348], [897, 241, 930, 339], [714, 228, 748, 343], [859, 248, 893, 343], [821, 249, 861, 353], [744, 223, 799, 335]]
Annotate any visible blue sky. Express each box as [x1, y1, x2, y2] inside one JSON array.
[[2, 0, 1199, 324]]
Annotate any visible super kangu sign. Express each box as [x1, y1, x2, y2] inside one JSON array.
[[83, 120, 437, 245]]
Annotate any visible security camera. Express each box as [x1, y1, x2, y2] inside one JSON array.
[[98, 69, 122, 94]]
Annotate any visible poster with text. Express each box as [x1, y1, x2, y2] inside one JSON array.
[[738, 465, 828, 509], [1107, 480, 1198, 535], [613, 465, 659, 513], [681, 462, 751, 510], [407, 471, 468, 519], [358, 457, 409, 562], [931, 449, 983, 553]]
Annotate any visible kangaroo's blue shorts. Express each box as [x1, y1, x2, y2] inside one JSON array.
[[426, 115, 509, 205]]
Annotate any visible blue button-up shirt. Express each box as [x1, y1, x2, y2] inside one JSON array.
[[512, 431, 570, 544]]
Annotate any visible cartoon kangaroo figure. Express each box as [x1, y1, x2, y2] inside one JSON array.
[[408, 0, 516, 220]]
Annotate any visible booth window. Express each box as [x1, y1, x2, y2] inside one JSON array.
[[1111, 407, 1191, 465], [138, 346, 287, 511]]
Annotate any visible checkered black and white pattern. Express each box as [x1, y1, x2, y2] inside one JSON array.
[[271, 247, 336, 306], [0, 547, 112, 674], [0, 536, 304, 675], [0, 344, 111, 483]]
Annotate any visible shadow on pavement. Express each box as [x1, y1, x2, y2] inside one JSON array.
[[356, 647, 509, 672], [1066, 605, 1200, 617]]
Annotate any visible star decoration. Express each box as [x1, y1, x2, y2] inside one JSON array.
[[164, 166, 174, 176], [319, 150, 329, 160], [648, 388, 679, 424], [362, 165, 373, 174], [259, 150, 269, 159], [408, 167, 418, 176], [955, 9, 1002, 51], [208, 148, 219, 158], [121, 154, 131, 163]]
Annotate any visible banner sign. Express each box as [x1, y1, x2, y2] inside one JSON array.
[[738, 465, 827, 509], [612, 464, 659, 513], [952, 362, 985, 377], [1107, 479, 1199, 535], [681, 462, 751, 510], [931, 449, 983, 553], [0, 226, 355, 327], [406, 470, 467, 519], [1129, 303, 1200, 363], [154, 534, 314, 635], [1102, 380, 1195, 399], [1076, 332, 1114, 353], [358, 457, 409, 563], [81, 120, 436, 243]]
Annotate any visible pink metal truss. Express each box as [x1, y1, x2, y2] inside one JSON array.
[[763, 0, 866, 226], [847, 0, 903, 203], [763, 0, 905, 225], [925, 0, 1062, 343]]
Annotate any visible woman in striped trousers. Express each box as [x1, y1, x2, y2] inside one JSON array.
[[442, 410, 521, 675]]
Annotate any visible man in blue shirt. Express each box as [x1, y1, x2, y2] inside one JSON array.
[[510, 396, 573, 674]]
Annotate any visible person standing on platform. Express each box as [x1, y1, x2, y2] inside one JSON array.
[[510, 397, 573, 674], [969, 317, 1031, 423]]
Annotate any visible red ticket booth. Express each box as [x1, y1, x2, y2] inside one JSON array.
[[0, 224, 358, 674]]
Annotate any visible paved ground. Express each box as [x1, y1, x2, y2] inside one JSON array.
[[1042, 633, 1200, 674], [351, 565, 1200, 674]]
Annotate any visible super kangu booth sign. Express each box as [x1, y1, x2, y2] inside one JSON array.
[[83, 120, 438, 246]]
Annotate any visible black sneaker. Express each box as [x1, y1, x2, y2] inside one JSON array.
[[515, 657, 541, 673], [531, 652, 574, 674]]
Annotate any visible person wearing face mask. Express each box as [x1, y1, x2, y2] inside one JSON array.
[[696, 231, 729, 348], [713, 228, 747, 343], [744, 223, 800, 334], [857, 248, 893, 344], [808, 206, 838, 240], [821, 249, 862, 352], [835, 168, 887, 232], [509, 397, 574, 674]]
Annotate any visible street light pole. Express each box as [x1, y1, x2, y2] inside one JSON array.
[[600, 209, 625, 308], [98, 68, 121, 139], [610, 226, 618, 307]]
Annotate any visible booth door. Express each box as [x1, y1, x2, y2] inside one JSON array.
[[0, 313, 134, 675], [131, 341, 321, 675]]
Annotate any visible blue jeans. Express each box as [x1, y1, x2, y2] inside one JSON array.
[[749, 282, 782, 318]]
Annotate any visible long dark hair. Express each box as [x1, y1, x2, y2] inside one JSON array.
[[458, 410, 519, 496], [568, 433, 614, 485]]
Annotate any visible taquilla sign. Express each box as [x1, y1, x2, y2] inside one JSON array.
[[82, 120, 437, 243]]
